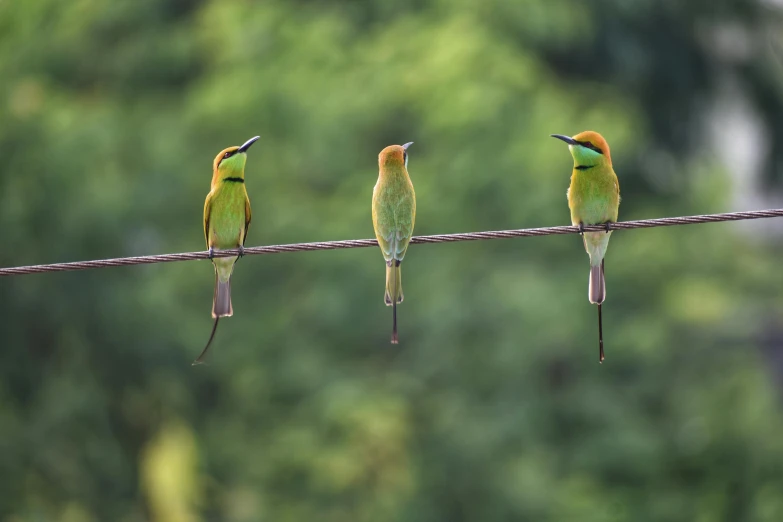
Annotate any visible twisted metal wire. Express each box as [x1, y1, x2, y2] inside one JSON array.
[[1, 208, 782, 277]]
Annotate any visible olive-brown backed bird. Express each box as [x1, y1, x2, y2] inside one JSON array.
[[372, 142, 416, 344]]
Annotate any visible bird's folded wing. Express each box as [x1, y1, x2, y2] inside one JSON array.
[[203, 192, 213, 246], [243, 194, 252, 245], [375, 227, 396, 261]]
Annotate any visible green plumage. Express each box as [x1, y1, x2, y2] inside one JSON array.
[[196, 137, 257, 365], [564, 133, 620, 278], [372, 166, 416, 268], [568, 164, 619, 271], [554, 131, 620, 362], [205, 180, 250, 284]]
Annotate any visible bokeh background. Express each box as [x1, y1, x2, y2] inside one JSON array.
[[3, 1, 783, 520]]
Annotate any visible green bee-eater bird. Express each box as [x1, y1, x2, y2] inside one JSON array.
[[551, 131, 620, 363], [372, 142, 416, 344], [195, 135, 259, 365]]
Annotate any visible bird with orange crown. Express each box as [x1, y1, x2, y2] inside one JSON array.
[[372, 142, 416, 344], [551, 131, 620, 362]]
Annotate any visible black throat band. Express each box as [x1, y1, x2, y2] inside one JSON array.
[[223, 177, 244, 183]]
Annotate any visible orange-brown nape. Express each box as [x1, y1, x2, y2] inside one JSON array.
[[572, 131, 612, 164], [378, 145, 406, 168]]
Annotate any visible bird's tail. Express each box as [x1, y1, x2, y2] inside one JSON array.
[[385, 262, 402, 344], [193, 317, 220, 365], [384, 262, 403, 306], [195, 259, 234, 365], [588, 261, 605, 305], [597, 304, 604, 363], [213, 278, 233, 318], [591, 259, 606, 363], [212, 260, 235, 318]]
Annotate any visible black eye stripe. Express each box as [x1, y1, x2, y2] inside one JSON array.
[[218, 149, 238, 165], [577, 140, 603, 154]]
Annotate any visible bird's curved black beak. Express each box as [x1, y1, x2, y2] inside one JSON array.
[[402, 142, 414, 151], [551, 134, 577, 146], [238, 136, 260, 153]]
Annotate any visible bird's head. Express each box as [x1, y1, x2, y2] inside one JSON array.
[[378, 142, 413, 170], [551, 131, 612, 167], [212, 136, 260, 175]]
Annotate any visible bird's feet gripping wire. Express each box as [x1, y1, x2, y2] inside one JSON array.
[[208, 247, 215, 260], [580, 222, 612, 234], [238, 245, 245, 258]]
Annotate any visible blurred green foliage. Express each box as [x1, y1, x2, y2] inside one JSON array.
[[2, 0, 783, 520]]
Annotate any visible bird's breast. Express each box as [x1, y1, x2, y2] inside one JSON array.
[[209, 184, 248, 249], [568, 168, 619, 225]]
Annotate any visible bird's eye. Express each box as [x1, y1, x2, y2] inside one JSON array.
[[584, 142, 601, 154], [224, 151, 232, 159]]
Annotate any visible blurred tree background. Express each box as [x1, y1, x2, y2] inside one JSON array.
[[2, 0, 783, 520]]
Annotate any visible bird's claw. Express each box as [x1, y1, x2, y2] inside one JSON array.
[[605, 222, 612, 233], [578, 223, 585, 235], [208, 247, 215, 260], [238, 245, 245, 258]]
